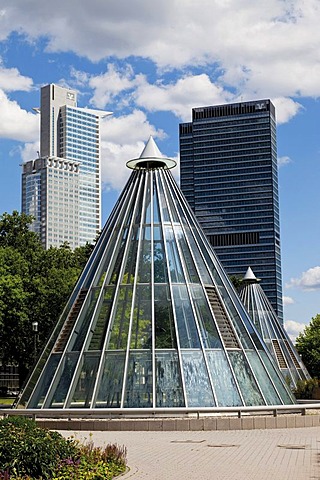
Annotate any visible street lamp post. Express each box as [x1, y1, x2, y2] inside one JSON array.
[[32, 321, 38, 363]]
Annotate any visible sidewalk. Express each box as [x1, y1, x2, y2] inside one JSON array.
[[60, 427, 320, 479]]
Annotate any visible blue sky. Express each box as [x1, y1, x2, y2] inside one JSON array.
[[0, 1, 319, 340]]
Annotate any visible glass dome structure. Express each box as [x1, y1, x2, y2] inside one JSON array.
[[17, 138, 295, 409], [239, 267, 310, 388]]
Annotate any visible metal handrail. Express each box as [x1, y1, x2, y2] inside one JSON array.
[[1, 403, 320, 420]]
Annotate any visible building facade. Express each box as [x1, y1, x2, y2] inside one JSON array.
[[179, 100, 283, 321], [22, 84, 110, 248]]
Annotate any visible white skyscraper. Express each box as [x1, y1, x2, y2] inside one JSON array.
[[22, 84, 111, 248]]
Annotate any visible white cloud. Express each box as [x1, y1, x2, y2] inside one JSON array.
[[286, 266, 320, 290], [1, 1, 320, 102], [284, 320, 305, 342], [134, 74, 232, 121], [272, 97, 303, 124], [283, 295, 295, 305], [0, 89, 39, 142], [18, 141, 41, 163], [0, 62, 33, 92], [88, 64, 136, 109], [100, 110, 167, 191], [278, 156, 292, 167]]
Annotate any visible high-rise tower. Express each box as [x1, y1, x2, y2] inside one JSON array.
[[22, 84, 111, 248], [179, 100, 283, 322], [17, 138, 294, 410]]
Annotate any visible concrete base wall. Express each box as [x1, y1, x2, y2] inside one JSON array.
[[37, 414, 320, 432]]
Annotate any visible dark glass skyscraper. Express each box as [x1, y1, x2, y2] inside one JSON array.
[[179, 100, 283, 322]]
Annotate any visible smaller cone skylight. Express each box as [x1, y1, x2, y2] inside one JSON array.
[[239, 267, 310, 388], [18, 138, 295, 410]]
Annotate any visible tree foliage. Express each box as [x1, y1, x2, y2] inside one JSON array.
[[0, 211, 93, 386], [295, 314, 320, 378]]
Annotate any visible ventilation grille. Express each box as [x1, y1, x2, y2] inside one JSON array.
[[272, 340, 287, 369], [284, 340, 301, 369], [205, 286, 240, 349], [54, 289, 88, 353]]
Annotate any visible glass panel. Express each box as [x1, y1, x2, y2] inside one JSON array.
[[145, 178, 152, 224], [138, 226, 151, 283], [109, 229, 129, 285], [123, 351, 153, 407], [259, 351, 294, 404], [228, 351, 264, 406], [190, 285, 222, 348], [121, 225, 139, 284], [130, 285, 152, 349], [246, 350, 281, 405], [155, 285, 177, 349], [175, 225, 200, 283], [153, 179, 161, 224], [153, 226, 168, 283], [173, 285, 200, 348], [71, 287, 100, 352], [157, 173, 170, 222], [69, 353, 100, 408], [107, 285, 133, 350], [155, 351, 184, 407], [95, 352, 126, 408], [181, 350, 215, 407], [206, 350, 242, 406], [221, 295, 254, 349], [88, 286, 115, 350], [182, 223, 213, 285], [47, 352, 80, 408], [27, 354, 62, 408], [164, 226, 184, 283]]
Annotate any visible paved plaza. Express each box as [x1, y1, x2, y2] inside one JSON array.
[[60, 426, 320, 480]]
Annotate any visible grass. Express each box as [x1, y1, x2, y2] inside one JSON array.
[[0, 398, 14, 406]]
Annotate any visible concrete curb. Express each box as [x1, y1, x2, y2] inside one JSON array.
[[36, 413, 320, 431]]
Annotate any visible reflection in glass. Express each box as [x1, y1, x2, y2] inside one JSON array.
[[175, 226, 200, 283], [130, 285, 152, 349], [96, 352, 126, 408], [124, 351, 153, 407], [173, 285, 200, 348], [153, 226, 167, 283], [206, 350, 242, 406], [70, 353, 100, 407], [107, 285, 133, 350], [156, 351, 184, 407], [47, 352, 80, 408], [228, 351, 264, 406], [246, 350, 281, 405], [71, 287, 100, 352], [181, 350, 214, 407], [155, 285, 177, 349], [259, 351, 294, 404], [191, 285, 221, 348], [138, 226, 151, 283], [121, 226, 139, 284], [88, 286, 115, 350], [28, 354, 61, 408], [164, 226, 184, 283]]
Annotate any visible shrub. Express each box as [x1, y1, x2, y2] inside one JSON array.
[[0, 417, 127, 479], [293, 378, 319, 399], [0, 416, 78, 478]]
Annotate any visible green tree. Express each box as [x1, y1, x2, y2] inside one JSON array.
[[295, 314, 320, 378], [0, 211, 93, 386]]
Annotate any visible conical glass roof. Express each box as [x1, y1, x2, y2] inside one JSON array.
[[17, 138, 295, 409], [239, 267, 310, 388]]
